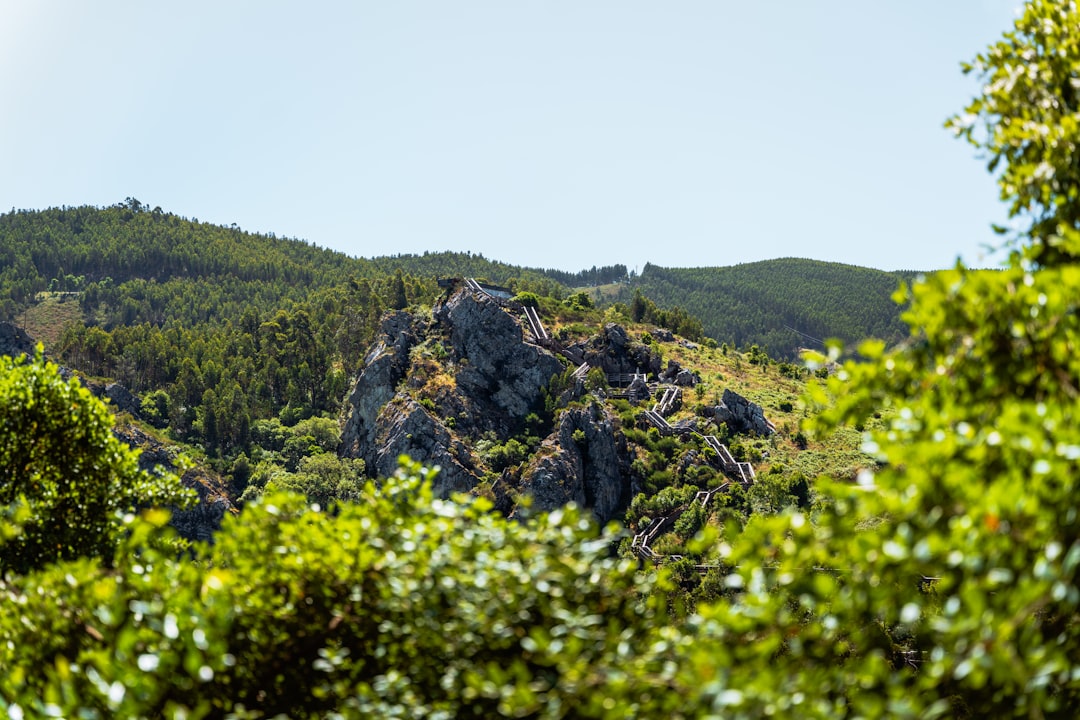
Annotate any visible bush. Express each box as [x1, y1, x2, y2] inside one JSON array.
[[0, 348, 193, 575], [513, 291, 540, 307], [0, 461, 670, 718]]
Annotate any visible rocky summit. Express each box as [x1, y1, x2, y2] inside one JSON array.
[[338, 283, 790, 523], [339, 286, 648, 520]]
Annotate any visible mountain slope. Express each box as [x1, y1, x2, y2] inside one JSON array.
[[622, 259, 919, 358]]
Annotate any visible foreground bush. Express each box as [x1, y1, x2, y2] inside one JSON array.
[[0, 348, 192, 575], [0, 461, 699, 718]]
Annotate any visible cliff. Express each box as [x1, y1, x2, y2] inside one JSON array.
[[339, 287, 639, 520]]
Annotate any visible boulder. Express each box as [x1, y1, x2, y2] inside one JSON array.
[[651, 328, 674, 342], [518, 402, 632, 523], [627, 374, 651, 404], [582, 323, 662, 378], [710, 388, 775, 436], [675, 369, 697, 387], [658, 359, 681, 383]]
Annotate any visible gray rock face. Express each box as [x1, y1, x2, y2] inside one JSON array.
[[651, 328, 675, 342], [583, 323, 662, 378], [675, 369, 697, 387], [659, 359, 698, 387], [519, 402, 632, 523], [433, 289, 562, 436], [371, 397, 479, 497], [105, 382, 142, 418], [627, 375, 651, 404], [0, 322, 36, 359], [340, 291, 562, 500], [339, 312, 419, 460], [711, 388, 776, 436]]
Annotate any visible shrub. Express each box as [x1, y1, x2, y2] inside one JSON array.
[[0, 348, 193, 575], [0, 461, 668, 718]]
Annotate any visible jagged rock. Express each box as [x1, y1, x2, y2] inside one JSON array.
[[370, 397, 479, 498], [339, 311, 420, 459], [603, 322, 629, 349], [656, 358, 698, 388], [432, 289, 562, 436], [675, 369, 697, 387], [658, 360, 680, 383], [583, 323, 661, 378], [627, 374, 651, 404], [518, 402, 632, 523], [710, 388, 775, 436], [340, 291, 559, 498], [0, 322, 36, 359], [105, 382, 142, 418], [651, 328, 675, 342]]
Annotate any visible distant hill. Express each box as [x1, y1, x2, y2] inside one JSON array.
[[0, 202, 561, 321], [616, 259, 921, 359]]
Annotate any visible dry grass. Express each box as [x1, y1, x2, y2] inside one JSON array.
[[16, 295, 85, 350]]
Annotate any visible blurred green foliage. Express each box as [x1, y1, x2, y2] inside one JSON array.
[[0, 348, 193, 575]]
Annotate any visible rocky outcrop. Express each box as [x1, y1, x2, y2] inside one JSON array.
[[651, 328, 675, 342], [370, 397, 479, 498], [518, 402, 633, 523], [582, 323, 662, 378], [340, 290, 563, 500], [659, 359, 698, 387], [105, 382, 142, 417], [627, 374, 651, 403], [0, 322, 36, 359], [433, 289, 563, 436], [339, 312, 420, 460], [709, 389, 775, 436]]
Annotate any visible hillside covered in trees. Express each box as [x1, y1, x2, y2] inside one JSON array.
[[1, 201, 914, 365], [0, 201, 916, 474], [622, 259, 919, 358]]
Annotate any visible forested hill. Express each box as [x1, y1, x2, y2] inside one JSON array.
[[2, 203, 916, 366], [0, 202, 562, 318], [622, 259, 920, 358]]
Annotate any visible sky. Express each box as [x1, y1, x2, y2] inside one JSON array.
[[1, 1, 1024, 273]]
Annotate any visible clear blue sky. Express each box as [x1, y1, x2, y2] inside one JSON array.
[[1, 1, 1022, 273]]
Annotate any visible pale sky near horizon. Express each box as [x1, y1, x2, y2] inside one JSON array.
[[1, 2, 1023, 273]]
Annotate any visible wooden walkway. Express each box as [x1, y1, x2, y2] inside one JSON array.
[[630, 479, 730, 562], [607, 372, 648, 387], [653, 386, 679, 417], [523, 304, 549, 342]]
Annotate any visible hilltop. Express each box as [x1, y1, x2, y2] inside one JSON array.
[[327, 279, 870, 582], [617, 259, 919, 359]]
